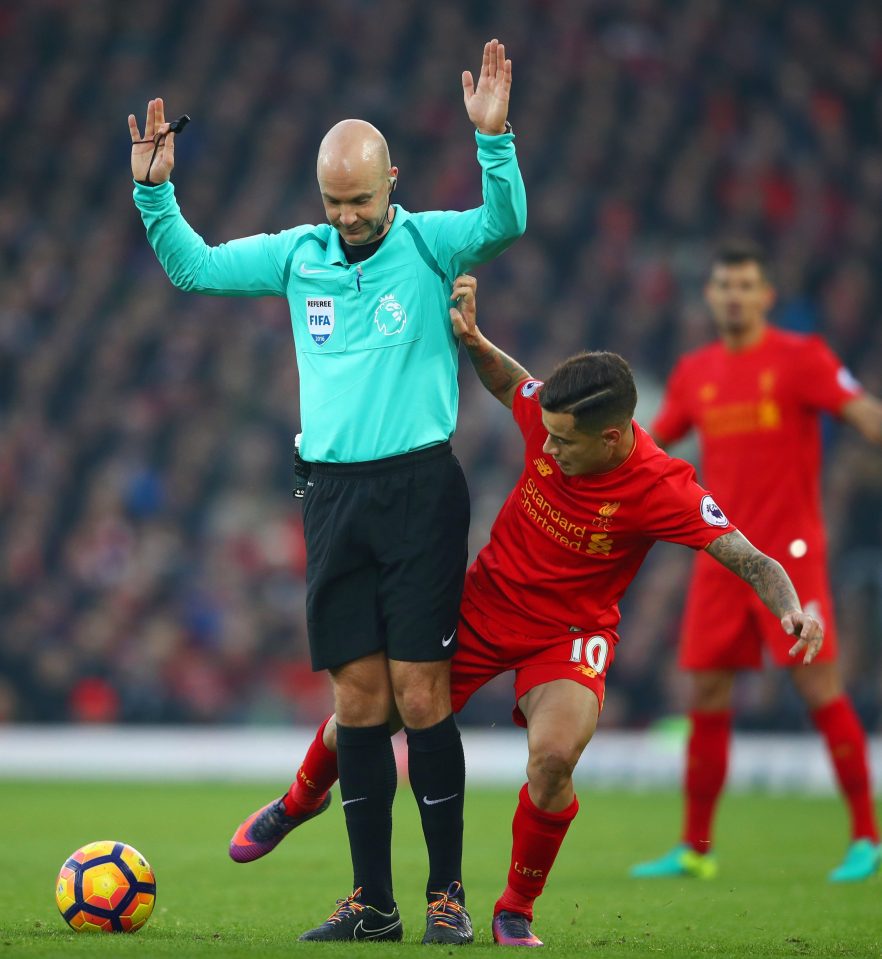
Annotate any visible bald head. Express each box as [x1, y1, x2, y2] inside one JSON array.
[[316, 119, 399, 245], [317, 119, 391, 182]]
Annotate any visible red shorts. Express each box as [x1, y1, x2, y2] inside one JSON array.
[[680, 550, 838, 670], [451, 596, 617, 728]]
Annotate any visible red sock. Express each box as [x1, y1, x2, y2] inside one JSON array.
[[283, 716, 339, 815], [682, 710, 731, 854], [811, 696, 878, 842], [494, 783, 579, 921]]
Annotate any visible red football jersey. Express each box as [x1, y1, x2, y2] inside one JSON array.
[[652, 327, 861, 559], [465, 380, 736, 637]]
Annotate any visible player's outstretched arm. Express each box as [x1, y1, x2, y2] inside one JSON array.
[[705, 530, 823, 664], [841, 393, 882, 445], [449, 275, 529, 409], [462, 39, 512, 135], [128, 98, 176, 184]]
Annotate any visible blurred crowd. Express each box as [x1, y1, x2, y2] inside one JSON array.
[[1, 0, 881, 731]]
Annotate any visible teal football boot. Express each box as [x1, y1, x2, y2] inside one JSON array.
[[828, 839, 881, 883], [629, 843, 718, 879]]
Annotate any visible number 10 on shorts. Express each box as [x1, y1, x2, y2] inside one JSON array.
[[570, 635, 609, 672]]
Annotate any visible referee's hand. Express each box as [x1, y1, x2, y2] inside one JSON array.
[[128, 98, 176, 184], [463, 39, 512, 135]]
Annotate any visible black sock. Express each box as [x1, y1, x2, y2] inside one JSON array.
[[406, 713, 466, 901], [336, 722, 397, 912]]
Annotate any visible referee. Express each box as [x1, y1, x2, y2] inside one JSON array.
[[129, 38, 526, 944]]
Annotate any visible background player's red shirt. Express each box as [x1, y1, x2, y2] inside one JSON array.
[[651, 327, 861, 560], [466, 380, 735, 637]]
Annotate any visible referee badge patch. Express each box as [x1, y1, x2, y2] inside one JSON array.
[[306, 297, 335, 345], [699, 494, 729, 528]]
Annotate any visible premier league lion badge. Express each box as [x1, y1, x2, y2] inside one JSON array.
[[700, 494, 729, 528], [374, 293, 407, 336]]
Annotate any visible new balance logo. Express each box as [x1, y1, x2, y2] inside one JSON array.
[[423, 793, 458, 806], [533, 457, 554, 477]]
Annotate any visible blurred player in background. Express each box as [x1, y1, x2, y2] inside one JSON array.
[[130, 40, 526, 944], [230, 275, 822, 947], [631, 239, 882, 884]]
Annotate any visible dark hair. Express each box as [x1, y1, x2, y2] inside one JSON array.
[[540, 351, 637, 435], [712, 238, 770, 280]]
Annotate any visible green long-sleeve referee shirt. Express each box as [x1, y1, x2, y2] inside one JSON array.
[[133, 131, 527, 462]]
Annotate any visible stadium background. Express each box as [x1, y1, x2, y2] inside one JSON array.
[[1, 0, 881, 741]]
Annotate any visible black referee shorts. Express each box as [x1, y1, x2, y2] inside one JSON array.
[[302, 441, 470, 671]]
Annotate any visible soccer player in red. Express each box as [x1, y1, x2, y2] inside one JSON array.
[[230, 276, 823, 945], [631, 239, 882, 884]]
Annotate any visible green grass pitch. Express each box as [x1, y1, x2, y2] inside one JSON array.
[[0, 780, 878, 957]]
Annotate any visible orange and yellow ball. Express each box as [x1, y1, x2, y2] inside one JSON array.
[[55, 840, 156, 933]]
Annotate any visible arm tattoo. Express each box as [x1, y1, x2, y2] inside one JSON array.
[[706, 531, 801, 618], [464, 336, 530, 405]]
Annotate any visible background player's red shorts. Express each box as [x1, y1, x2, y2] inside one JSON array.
[[680, 550, 838, 670], [451, 596, 617, 727]]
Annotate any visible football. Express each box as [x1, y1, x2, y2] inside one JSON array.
[[55, 840, 156, 933]]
